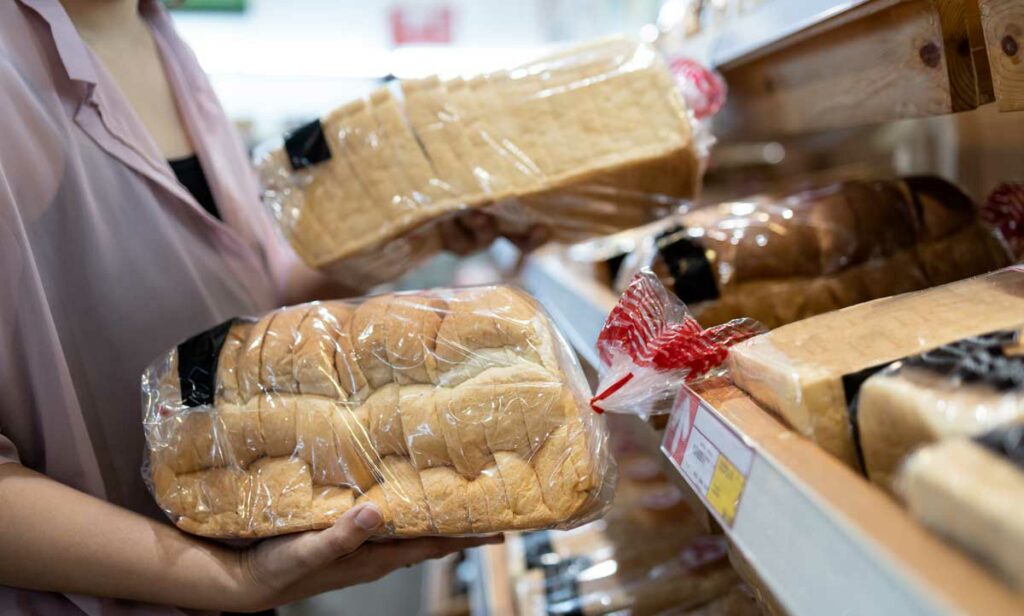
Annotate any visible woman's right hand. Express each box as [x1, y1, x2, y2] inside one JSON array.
[[234, 504, 502, 612]]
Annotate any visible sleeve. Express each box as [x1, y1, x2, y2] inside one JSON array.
[[0, 146, 25, 468]]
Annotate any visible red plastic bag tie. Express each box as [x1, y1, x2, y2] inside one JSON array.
[[589, 372, 634, 414], [590, 270, 764, 413], [981, 181, 1024, 261]]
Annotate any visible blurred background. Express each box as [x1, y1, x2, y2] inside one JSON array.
[[170, 0, 666, 149], [163, 2, 1022, 613]]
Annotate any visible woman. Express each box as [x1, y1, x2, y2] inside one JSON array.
[[0, 1, 508, 613]]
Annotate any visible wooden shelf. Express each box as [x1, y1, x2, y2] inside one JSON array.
[[671, 0, 1014, 139], [980, 0, 1024, 111]]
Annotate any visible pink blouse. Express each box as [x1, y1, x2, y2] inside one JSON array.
[[1, 1, 299, 613]]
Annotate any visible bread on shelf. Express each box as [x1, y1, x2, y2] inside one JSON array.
[[898, 423, 1024, 590], [728, 267, 1024, 469], [620, 177, 1011, 328]]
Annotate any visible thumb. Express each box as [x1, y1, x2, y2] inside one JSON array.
[[279, 504, 383, 571]]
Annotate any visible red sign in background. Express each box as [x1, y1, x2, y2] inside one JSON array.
[[389, 5, 453, 46]]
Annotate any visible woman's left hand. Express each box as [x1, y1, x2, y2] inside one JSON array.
[[438, 212, 500, 256], [439, 211, 551, 257]]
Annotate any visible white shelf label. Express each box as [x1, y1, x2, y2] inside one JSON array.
[[662, 386, 755, 526]]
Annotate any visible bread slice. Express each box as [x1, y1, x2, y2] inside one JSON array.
[[860, 366, 1024, 491], [214, 321, 252, 404], [398, 384, 451, 469], [898, 437, 1024, 590]]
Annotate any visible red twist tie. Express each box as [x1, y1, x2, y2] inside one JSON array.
[[590, 270, 765, 413], [982, 181, 1024, 261]]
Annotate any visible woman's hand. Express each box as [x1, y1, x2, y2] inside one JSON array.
[[0, 463, 500, 613], [235, 504, 502, 612], [439, 211, 551, 257]]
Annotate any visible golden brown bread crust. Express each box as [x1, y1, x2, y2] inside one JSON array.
[[148, 287, 606, 538]]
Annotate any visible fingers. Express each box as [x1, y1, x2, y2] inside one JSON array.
[[508, 225, 551, 254], [352, 534, 504, 583], [267, 504, 383, 576], [259, 532, 504, 604], [439, 212, 498, 256]]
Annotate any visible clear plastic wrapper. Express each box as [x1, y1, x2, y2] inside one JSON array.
[[590, 269, 764, 418], [613, 176, 1013, 328], [858, 327, 1024, 492], [255, 38, 703, 289], [142, 285, 613, 538], [728, 266, 1024, 470], [897, 421, 1024, 591]]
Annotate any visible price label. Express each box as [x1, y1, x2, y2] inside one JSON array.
[[662, 387, 755, 527]]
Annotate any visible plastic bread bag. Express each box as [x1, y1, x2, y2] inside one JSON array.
[[513, 534, 737, 616], [896, 421, 1024, 591], [590, 269, 765, 418], [855, 326, 1024, 493], [613, 176, 1013, 329], [141, 285, 614, 539], [254, 37, 705, 289]]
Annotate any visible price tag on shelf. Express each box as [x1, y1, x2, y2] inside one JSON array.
[[661, 386, 755, 526]]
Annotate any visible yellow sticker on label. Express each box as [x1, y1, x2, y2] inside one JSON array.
[[706, 455, 746, 525]]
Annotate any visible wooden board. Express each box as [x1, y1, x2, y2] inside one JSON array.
[[965, 0, 998, 104], [980, 0, 1024, 110], [714, 0, 987, 139], [937, 0, 995, 109], [689, 379, 1024, 615]]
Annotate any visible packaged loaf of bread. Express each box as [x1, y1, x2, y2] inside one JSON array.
[[858, 327, 1024, 491], [256, 38, 700, 288], [614, 176, 1012, 328], [729, 266, 1024, 469], [141, 285, 613, 539], [897, 422, 1024, 590]]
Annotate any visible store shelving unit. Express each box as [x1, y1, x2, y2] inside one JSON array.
[[673, 0, 1016, 138], [514, 247, 1023, 616], [469, 3, 1023, 614], [467, 542, 516, 616]]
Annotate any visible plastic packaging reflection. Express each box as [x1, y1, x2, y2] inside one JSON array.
[[255, 38, 701, 289], [612, 176, 1011, 328], [142, 286, 613, 539]]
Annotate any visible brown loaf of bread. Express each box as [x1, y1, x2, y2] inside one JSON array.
[[143, 287, 611, 538], [628, 177, 1011, 328], [257, 38, 697, 287]]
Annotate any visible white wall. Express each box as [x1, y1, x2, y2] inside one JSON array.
[[171, 0, 555, 142]]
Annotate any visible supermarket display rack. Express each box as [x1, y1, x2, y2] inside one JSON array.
[[508, 245, 1023, 616], [671, 0, 1022, 138], [466, 2, 1024, 613]]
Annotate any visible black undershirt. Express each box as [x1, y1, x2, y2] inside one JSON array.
[[169, 154, 221, 220]]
